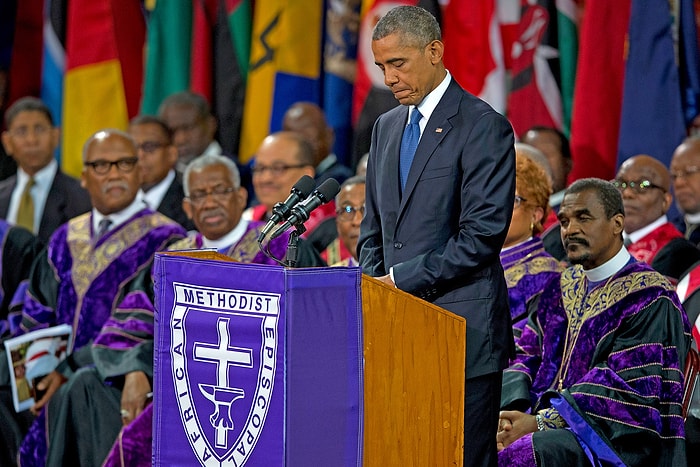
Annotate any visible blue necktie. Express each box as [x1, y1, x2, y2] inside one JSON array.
[[400, 108, 422, 190]]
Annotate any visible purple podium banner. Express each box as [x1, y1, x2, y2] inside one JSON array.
[[152, 253, 363, 466]]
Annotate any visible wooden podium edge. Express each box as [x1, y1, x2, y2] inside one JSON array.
[[361, 274, 466, 466]]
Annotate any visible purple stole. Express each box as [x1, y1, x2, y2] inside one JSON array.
[[500, 237, 562, 333]]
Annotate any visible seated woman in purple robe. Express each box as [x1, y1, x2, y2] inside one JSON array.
[[500, 151, 563, 340]]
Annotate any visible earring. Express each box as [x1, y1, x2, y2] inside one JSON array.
[[530, 222, 534, 232]]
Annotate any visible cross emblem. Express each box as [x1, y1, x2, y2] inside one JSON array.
[[194, 317, 253, 448]]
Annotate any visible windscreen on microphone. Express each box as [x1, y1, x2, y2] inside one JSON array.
[[269, 178, 341, 240], [258, 175, 316, 242]]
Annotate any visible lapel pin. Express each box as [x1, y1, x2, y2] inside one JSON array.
[[435, 128, 443, 133]]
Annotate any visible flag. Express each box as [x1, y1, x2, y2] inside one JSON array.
[[350, 0, 440, 166], [141, 0, 193, 115], [61, 0, 145, 177], [6, 0, 43, 106], [41, 0, 68, 127], [617, 0, 687, 169], [213, 0, 251, 157], [678, 0, 700, 128], [190, 0, 217, 102], [442, 0, 508, 114], [239, 0, 324, 164], [556, 0, 579, 137], [568, 0, 630, 182], [507, 0, 563, 137], [323, 0, 361, 165]]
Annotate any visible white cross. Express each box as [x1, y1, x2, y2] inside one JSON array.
[[194, 317, 253, 388]]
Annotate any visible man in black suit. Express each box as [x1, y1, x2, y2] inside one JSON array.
[[128, 115, 194, 230], [357, 6, 515, 467], [0, 97, 91, 244]]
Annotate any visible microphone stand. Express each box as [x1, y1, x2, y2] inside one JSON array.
[[284, 224, 306, 268]]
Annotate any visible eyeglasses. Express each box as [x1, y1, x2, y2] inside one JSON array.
[[137, 141, 167, 154], [85, 157, 139, 175], [611, 179, 665, 194], [336, 204, 365, 222], [7, 125, 52, 139], [671, 166, 700, 181], [514, 195, 528, 209], [186, 186, 237, 205], [251, 164, 309, 177]]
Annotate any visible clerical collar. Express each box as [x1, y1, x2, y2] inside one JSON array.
[[92, 194, 148, 234], [583, 245, 630, 283], [625, 215, 667, 243], [686, 212, 700, 224], [201, 219, 249, 250]]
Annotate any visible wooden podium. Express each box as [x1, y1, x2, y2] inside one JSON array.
[[152, 252, 465, 466], [361, 275, 465, 466]]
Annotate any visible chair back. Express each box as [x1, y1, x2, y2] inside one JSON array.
[[683, 347, 700, 419]]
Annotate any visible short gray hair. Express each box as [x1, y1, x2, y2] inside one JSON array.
[[372, 6, 441, 48], [183, 154, 241, 196]]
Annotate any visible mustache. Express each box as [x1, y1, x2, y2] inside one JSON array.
[[102, 181, 129, 194], [564, 237, 589, 248], [198, 207, 225, 220]]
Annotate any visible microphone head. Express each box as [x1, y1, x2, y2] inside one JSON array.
[[292, 175, 316, 197], [314, 178, 341, 203]]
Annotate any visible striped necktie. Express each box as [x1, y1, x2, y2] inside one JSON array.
[[96, 218, 113, 240], [16, 177, 35, 231]]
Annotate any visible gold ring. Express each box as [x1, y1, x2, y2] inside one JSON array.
[[120, 409, 130, 418]]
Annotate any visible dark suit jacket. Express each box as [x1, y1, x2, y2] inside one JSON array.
[[156, 177, 195, 231], [358, 79, 516, 378], [0, 170, 91, 244], [672, 214, 700, 246]]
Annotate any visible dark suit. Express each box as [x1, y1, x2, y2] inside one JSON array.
[[154, 177, 195, 231], [358, 78, 515, 466], [671, 213, 700, 246], [0, 170, 91, 244]]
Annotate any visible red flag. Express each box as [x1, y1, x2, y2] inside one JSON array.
[[442, 0, 507, 114], [7, 0, 43, 105], [568, 0, 630, 182], [190, 0, 217, 102]]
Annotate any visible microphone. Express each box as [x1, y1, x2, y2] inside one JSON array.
[[258, 175, 316, 241], [269, 178, 341, 240]]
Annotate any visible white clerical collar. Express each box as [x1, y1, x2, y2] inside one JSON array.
[[411, 70, 451, 130], [625, 215, 668, 243], [686, 211, 700, 224], [142, 169, 176, 210], [92, 194, 148, 233], [583, 245, 630, 283], [201, 219, 249, 250]]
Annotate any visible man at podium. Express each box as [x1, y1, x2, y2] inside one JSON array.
[[358, 6, 516, 466]]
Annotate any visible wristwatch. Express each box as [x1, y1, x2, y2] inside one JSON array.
[[535, 413, 546, 431]]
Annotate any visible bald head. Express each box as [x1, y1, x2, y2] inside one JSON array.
[[671, 137, 700, 215], [282, 102, 334, 166], [615, 154, 672, 233]]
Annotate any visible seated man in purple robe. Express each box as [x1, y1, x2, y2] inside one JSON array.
[[497, 178, 690, 466], [89, 154, 322, 467], [13, 128, 186, 466]]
